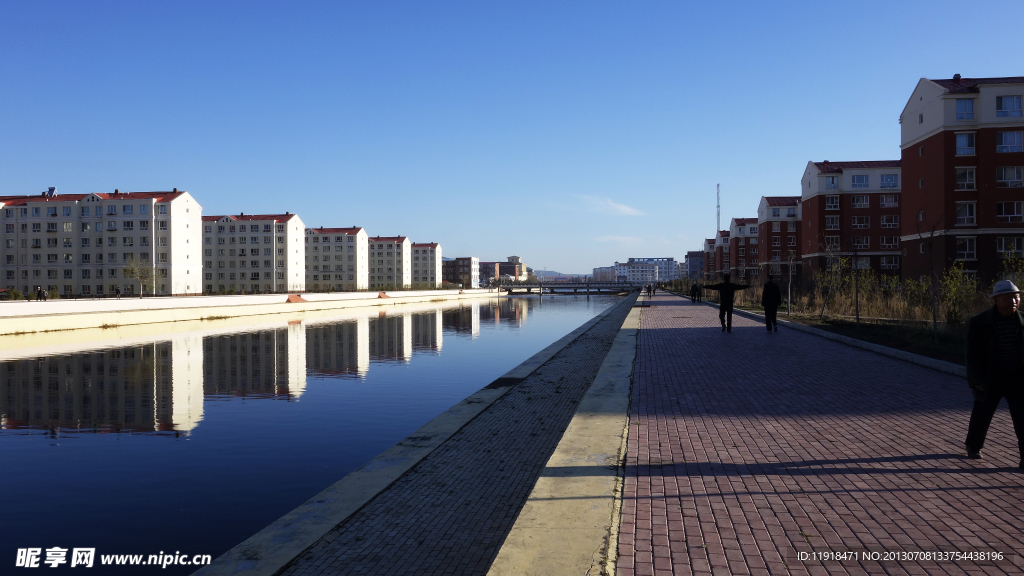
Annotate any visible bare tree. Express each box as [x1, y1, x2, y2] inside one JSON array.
[[122, 258, 155, 297]]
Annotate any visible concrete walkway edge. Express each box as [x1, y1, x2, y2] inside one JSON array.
[[696, 297, 966, 378], [194, 293, 639, 576], [486, 297, 643, 576]]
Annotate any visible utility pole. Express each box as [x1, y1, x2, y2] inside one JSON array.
[[716, 184, 721, 234], [854, 248, 860, 328]]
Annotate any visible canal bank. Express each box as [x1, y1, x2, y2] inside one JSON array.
[[196, 292, 641, 576], [0, 289, 497, 336]]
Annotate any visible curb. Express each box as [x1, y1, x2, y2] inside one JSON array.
[[691, 296, 966, 378], [194, 292, 640, 576]]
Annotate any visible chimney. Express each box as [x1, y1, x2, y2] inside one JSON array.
[[114, 189, 119, 195], [953, 73, 961, 82]]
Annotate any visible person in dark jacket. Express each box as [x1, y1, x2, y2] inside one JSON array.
[[704, 274, 750, 332], [689, 282, 699, 302], [762, 276, 783, 332], [965, 279, 1024, 468]]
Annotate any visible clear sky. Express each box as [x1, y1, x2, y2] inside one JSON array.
[[1, 1, 1020, 273]]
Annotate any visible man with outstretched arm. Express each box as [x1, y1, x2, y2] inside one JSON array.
[[704, 274, 751, 333]]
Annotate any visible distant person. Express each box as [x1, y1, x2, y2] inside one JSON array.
[[41, 289, 47, 302], [704, 274, 750, 332], [689, 283, 699, 302], [965, 280, 1024, 469], [762, 275, 782, 333], [695, 283, 702, 303], [35, 287, 42, 301], [115, 287, 121, 300]]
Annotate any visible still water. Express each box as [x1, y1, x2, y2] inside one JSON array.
[[1, 295, 620, 574]]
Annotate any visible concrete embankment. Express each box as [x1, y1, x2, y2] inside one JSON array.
[[0, 289, 497, 336], [195, 292, 640, 576]]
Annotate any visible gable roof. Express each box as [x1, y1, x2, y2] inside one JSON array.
[[930, 76, 1024, 94], [369, 236, 409, 242], [306, 227, 363, 234], [0, 191, 185, 206], [813, 160, 900, 173], [411, 242, 439, 248], [202, 213, 297, 223], [764, 196, 800, 206], [732, 217, 757, 226]]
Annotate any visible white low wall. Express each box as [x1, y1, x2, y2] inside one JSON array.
[[0, 289, 498, 335]]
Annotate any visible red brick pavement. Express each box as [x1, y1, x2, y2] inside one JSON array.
[[618, 293, 1024, 576]]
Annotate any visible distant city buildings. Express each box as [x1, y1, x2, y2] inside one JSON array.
[[202, 212, 305, 294], [367, 236, 411, 290], [304, 227, 369, 291], [683, 251, 703, 279], [442, 256, 480, 288], [411, 242, 442, 288]]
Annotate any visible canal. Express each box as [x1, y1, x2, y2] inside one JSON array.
[[1, 295, 621, 574]]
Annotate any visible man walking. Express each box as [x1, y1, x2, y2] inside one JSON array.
[[965, 280, 1024, 469], [689, 282, 699, 302], [762, 275, 782, 333], [704, 274, 751, 333]]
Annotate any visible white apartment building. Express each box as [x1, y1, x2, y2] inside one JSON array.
[[202, 213, 305, 294], [613, 261, 659, 283], [625, 257, 679, 281], [304, 227, 369, 291], [367, 236, 412, 290], [411, 242, 442, 288], [0, 188, 202, 296]]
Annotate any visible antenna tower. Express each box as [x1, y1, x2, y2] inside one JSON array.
[[716, 184, 720, 232]]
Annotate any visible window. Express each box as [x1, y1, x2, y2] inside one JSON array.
[[825, 176, 838, 189], [772, 236, 780, 246], [771, 250, 781, 261], [852, 195, 869, 208], [956, 133, 975, 155], [879, 195, 898, 208], [852, 216, 869, 229], [787, 221, 796, 232], [997, 201, 1023, 223], [956, 168, 976, 190], [159, 221, 168, 230], [919, 178, 924, 189], [880, 236, 898, 249], [956, 237, 976, 260], [825, 216, 839, 230], [157, 205, 167, 215], [787, 236, 796, 246], [998, 166, 1024, 188], [997, 237, 1024, 257], [825, 195, 839, 210], [853, 236, 869, 249], [738, 248, 745, 256], [851, 175, 868, 188], [956, 202, 977, 225], [997, 131, 1023, 153], [880, 174, 899, 189], [771, 208, 780, 217], [122, 221, 134, 231], [996, 96, 1022, 117], [881, 256, 899, 270], [881, 215, 899, 228], [956, 98, 974, 120], [771, 222, 780, 232], [122, 205, 133, 215], [139, 205, 149, 215]]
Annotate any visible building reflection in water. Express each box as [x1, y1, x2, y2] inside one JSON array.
[[0, 298, 532, 435]]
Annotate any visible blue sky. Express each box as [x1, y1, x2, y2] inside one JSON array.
[[1, 1, 1020, 273]]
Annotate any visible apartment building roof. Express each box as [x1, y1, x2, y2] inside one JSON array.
[[202, 213, 298, 222], [307, 227, 364, 234], [0, 191, 186, 205], [764, 196, 800, 206], [930, 75, 1024, 94], [411, 242, 439, 248], [732, 218, 757, 226], [369, 236, 409, 242], [812, 160, 901, 173]]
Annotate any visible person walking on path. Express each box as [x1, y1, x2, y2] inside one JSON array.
[[115, 287, 121, 300], [965, 279, 1024, 468], [761, 275, 782, 332], [689, 282, 699, 302], [695, 282, 702, 303], [704, 274, 750, 332]]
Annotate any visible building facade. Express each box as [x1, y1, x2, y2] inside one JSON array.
[[441, 257, 479, 288], [624, 257, 679, 282], [713, 230, 730, 279], [411, 242, 442, 288], [499, 256, 528, 281], [304, 227, 369, 291], [899, 75, 1024, 282], [0, 189, 202, 297], [367, 236, 412, 290], [727, 218, 759, 279], [684, 251, 704, 279], [800, 160, 903, 276], [757, 196, 802, 281], [202, 213, 305, 294], [613, 261, 659, 283], [592, 266, 616, 281]]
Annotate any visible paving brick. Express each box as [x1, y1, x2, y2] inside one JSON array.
[[616, 293, 1024, 576]]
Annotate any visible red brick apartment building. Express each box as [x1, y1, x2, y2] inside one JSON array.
[[757, 196, 802, 282], [898, 75, 1024, 282], [800, 160, 903, 276], [728, 218, 759, 279], [713, 230, 729, 280], [702, 238, 715, 280]]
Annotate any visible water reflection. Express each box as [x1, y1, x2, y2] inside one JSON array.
[[0, 297, 538, 435]]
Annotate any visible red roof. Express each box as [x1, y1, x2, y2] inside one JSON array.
[[732, 217, 757, 226], [0, 191, 185, 206], [412, 242, 439, 248], [202, 213, 297, 223], [813, 160, 900, 173], [307, 227, 363, 234], [369, 236, 409, 242], [931, 76, 1024, 94], [764, 196, 800, 206]]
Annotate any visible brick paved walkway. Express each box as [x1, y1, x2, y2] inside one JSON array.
[[280, 297, 635, 576], [618, 293, 1024, 576]]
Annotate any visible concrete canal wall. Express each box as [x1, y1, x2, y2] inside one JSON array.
[[0, 289, 498, 336]]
